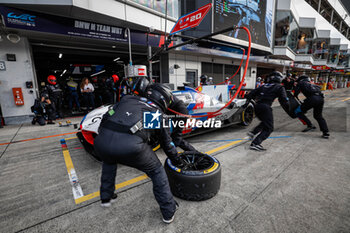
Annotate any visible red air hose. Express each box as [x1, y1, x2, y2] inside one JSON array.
[[216, 49, 245, 85], [168, 26, 252, 118], [195, 48, 245, 91]]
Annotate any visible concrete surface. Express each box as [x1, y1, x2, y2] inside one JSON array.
[[0, 88, 349, 233]]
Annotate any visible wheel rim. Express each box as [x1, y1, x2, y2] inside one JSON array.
[[178, 152, 214, 171], [243, 106, 254, 124]]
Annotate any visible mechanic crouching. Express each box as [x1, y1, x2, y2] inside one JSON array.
[[294, 76, 329, 138], [94, 83, 182, 224], [245, 71, 289, 151]]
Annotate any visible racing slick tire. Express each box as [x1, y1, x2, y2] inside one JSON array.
[[164, 151, 221, 201], [283, 91, 301, 119], [240, 103, 254, 126]]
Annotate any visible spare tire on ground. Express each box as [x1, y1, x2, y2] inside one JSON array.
[[164, 151, 221, 201]]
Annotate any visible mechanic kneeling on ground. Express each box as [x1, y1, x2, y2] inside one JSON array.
[[294, 75, 330, 139], [244, 71, 289, 151], [94, 83, 183, 224]]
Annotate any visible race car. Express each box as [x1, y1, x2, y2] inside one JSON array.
[[77, 86, 254, 161]]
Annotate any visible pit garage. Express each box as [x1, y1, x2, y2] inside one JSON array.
[[29, 34, 158, 117]]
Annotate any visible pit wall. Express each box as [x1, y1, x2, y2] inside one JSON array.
[[0, 37, 37, 124]]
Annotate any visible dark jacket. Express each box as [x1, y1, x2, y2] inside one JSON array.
[[99, 95, 178, 160], [294, 81, 322, 98], [42, 84, 63, 99], [246, 83, 288, 107]]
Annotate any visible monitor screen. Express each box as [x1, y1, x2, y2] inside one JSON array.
[[213, 0, 275, 50]]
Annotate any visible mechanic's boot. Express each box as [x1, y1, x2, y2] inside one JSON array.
[[302, 125, 316, 132], [162, 202, 179, 224], [101, 193, 118, 208], [250, 143, 266, 151], [322, 132, 330, 139], [31, 118, 36, 125]]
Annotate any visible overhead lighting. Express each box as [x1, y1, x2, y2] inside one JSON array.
[[90, 70, 106, 77], [60, 69, 67, 77], [113, 57, 120, 62], [58, 53, 63, 59], [112, 45, 116, 48]]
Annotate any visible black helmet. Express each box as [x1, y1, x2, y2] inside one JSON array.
[[297, 75, 310, 83], [132, 77, 150, 96], [146, 83, 173, 111], [200, 75, 208, 81], [267, 71, 284, 83]]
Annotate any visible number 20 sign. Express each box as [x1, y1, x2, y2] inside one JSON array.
[[170, 3, 212, 35]]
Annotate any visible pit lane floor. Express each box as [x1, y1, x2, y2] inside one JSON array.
[[0, 88, 349, 233]]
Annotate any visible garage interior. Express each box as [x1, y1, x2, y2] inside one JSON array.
[[28, 32, 160, 116]]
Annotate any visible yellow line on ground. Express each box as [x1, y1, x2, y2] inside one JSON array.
[[341, 97, 350, 102], [62, 149, 75, 174], [205, 140, 244, 155], [66, 138, 246, 204], [75, 174, 149, 204], [65, 136, 78, 141]]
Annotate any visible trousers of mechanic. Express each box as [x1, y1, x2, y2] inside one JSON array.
[[168, 96, 197, 152], [94, 94, 182, 221], [294, 76, 329, 135], [245, 72, 289, 150]]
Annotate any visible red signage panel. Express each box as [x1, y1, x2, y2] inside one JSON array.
[[312, 65, 330, 70], [170, 3, 212, 35], [12, 88, 24, 105]]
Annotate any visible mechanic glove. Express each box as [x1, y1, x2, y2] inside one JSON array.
[[170, 156, 184, 167]]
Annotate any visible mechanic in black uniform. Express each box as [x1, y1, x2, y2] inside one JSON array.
[[294, 75, 329, 138], [42, 75, 63, 119], [91, 76, 103, 107], [282, 73, 295, 91], [31, 92, 55, 125], [132, 77, 198, 152], [200, 74, 208, 85], [102, 76, 115, 104], [244, 71, 289, 151], [94, 83, 182, 224]]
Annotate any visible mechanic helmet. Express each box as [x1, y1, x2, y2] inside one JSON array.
[[112, 74, 119, 83], [132, 77, 150, 96], [297, 75, 311, 83], [200, 74, 207, 80], [146, 83, 174, 112], [209, 77, 213, 80], [225, 77, 229, 80], [257, 77, 262, 82], [47, 75, 57, 85], [267, 71, 284, 83]]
